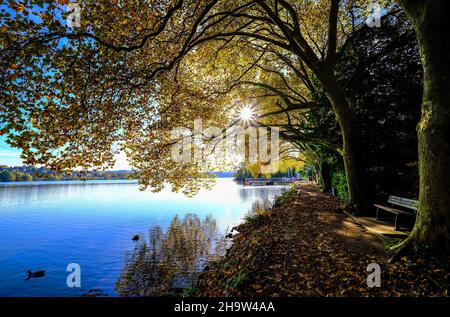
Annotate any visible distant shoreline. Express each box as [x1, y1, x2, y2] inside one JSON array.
[[0, 177, 237, 187], [0, 167, 236, 183]]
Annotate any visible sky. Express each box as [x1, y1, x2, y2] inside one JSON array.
[[0, 136, 131, 170], [0, 136, 23, 166]]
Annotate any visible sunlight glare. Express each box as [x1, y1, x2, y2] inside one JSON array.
[[238, 105, 256, 122]]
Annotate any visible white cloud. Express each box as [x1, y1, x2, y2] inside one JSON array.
[[112, 151, 132, 170]]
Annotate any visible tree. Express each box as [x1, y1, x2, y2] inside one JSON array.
[[338, 11, 421, 201], [253, 10, 421, 203], [0, 170, 16, 181], [14, 171, 24, 180], [199, 0, 375, 212], [0, 0, 380, 205], [392, 0, 450, 255]]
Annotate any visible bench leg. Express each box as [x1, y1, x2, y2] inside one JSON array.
[[394, 215, 400, 231], [376, 208, 380, 220]]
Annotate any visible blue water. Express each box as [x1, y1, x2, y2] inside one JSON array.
[[0, 179, 285, 296]]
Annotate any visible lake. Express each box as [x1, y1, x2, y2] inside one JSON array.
[[0, 178, 286, 296]]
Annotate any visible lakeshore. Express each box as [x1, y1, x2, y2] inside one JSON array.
[[193, 183, 449, 297]]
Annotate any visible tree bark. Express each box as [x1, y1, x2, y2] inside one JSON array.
[[319, 70, 371, 213], [395, 0, 450, 254], [320, 161, 332, 193], [339, 105, 371, 213]]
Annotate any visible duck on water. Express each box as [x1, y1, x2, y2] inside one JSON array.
[[26, 270, 45, 279]]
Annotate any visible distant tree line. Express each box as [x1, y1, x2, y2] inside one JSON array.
[[0, 170, 33, 182]]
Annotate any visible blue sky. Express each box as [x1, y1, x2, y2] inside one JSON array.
[[0, 136, 23, 166]]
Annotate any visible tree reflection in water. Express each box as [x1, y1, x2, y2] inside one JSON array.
[[116, 214, 228, 296]]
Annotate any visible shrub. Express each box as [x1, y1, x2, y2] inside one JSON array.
[[331, 170, 349, 203]]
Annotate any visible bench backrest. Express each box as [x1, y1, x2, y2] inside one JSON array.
[[387, 195, 418, 211]]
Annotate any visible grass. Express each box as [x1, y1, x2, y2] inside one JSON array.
[[244, 213, 268, 227], [183, 285, 200, 296], [226, 270, 249, 290], [273, 185, 298, 207], [379, 236, 404, 251]]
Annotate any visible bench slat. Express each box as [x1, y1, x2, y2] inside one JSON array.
[[387, 195, 418, 210], [374, 204, 414, 215], [374, 195, 417, 231]]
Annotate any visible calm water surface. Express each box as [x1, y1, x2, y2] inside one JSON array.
[[0, 179, 286, 296]]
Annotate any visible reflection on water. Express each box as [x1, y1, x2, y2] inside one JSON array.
[[115, 214, 228, 296], [0, 179, 286, 296]]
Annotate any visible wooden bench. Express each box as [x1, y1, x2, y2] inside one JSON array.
[[374, 195, 418, 231]]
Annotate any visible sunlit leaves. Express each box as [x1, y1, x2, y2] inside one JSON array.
[[0, 0, 392, 193]]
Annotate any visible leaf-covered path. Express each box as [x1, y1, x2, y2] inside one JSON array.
[[195, 183, 449, 296]]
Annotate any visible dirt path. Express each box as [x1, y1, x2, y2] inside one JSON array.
[[195, 183, 449, 296]]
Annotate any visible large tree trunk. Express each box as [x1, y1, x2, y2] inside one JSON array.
[[396, 0, 450, 255], [319, 72, 371, 214], [339, 104, 371, 214], [320, 161, 332, 193]]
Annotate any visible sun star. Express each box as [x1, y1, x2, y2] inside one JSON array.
[[238, 105, 256, 122]]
